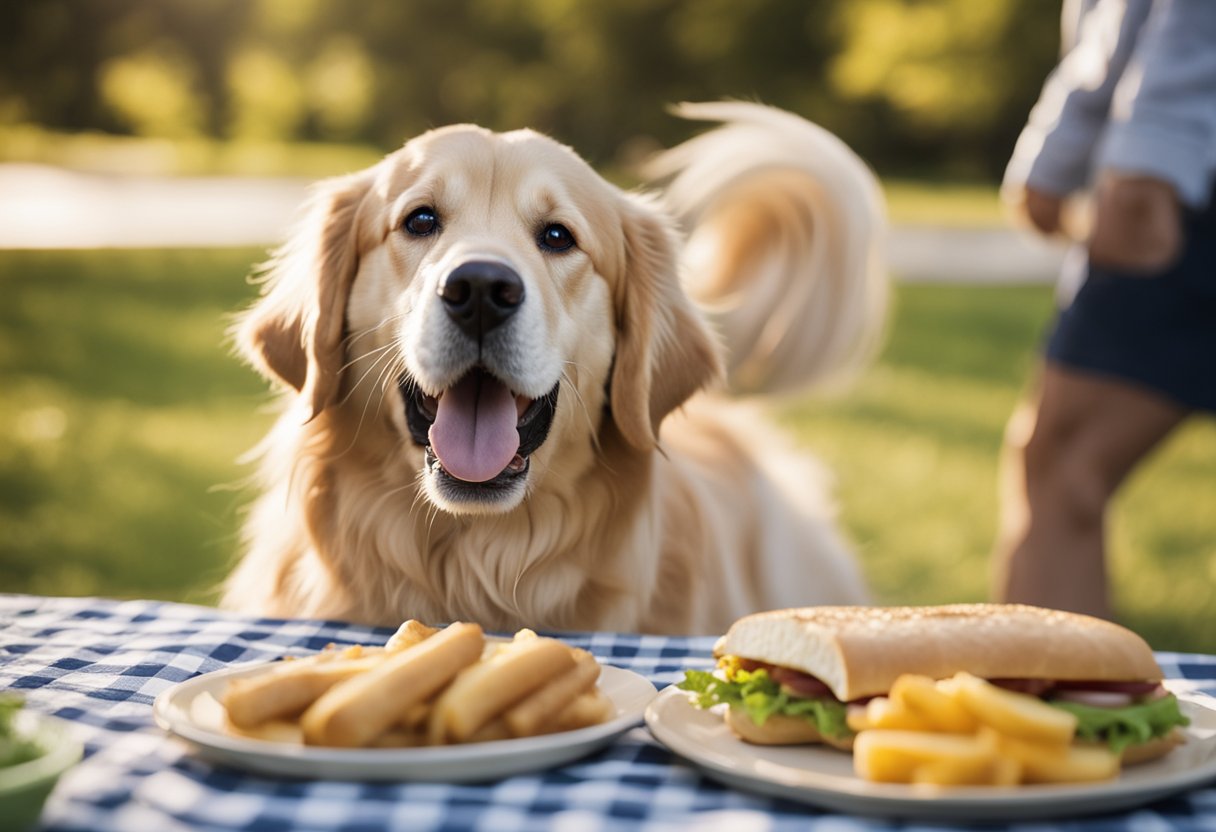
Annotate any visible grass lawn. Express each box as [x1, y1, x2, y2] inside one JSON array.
[[1, 250, 1212, 651]]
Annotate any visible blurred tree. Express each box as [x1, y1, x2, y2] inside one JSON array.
[[226, 45, 305, 140], [828, 0, 1059, 178], [305, 37, 376, 139], [0, 0, 1059, 180], [100, 45, 206, 139]]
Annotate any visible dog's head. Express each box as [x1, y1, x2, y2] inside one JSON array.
[[237, 124, 720, 514]]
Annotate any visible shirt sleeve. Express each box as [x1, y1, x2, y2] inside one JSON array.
[[1098, 0, 1216, 208], [1003, 0, 1152, 197]]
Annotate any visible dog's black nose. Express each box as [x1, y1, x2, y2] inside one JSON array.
[[438, 260, 525, 340]]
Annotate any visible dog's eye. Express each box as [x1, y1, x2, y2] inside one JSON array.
[[403, 207, 440, 237], [538, 223, 576, 253]]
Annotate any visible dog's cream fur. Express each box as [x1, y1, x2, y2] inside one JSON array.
[[223, 102, 887, 634]]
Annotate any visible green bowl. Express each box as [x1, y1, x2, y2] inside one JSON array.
[[0, 711, 83, 832]]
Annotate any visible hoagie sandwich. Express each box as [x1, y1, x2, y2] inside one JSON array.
[[679, 604, 1188, 765]]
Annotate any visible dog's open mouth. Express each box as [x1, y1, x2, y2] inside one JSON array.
[[402, 368, 559, 489]]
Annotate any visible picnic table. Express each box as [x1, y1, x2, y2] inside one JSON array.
[[2, 594, 1214, 831]]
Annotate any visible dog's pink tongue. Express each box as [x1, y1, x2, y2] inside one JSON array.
[[429, 372, 520, 482]]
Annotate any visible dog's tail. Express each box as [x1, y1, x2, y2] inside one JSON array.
[[645, 101, 888, 396]]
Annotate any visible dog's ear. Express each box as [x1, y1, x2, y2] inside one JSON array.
[[236, 170, 373, 419], [610, 195, 723, 451]]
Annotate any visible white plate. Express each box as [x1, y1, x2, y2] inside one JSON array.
[[154, 660, 656, 782], [645, 680, 1216, 821]]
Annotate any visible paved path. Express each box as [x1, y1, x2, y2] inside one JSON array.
[[0, 164, 1067, 282]]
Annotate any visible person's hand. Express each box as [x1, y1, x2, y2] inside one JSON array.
[[1088, 173, 1182, 273], [1019, 187, 1066, 236]]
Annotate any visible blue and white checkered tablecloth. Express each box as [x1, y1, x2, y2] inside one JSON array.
[[1, 595, 1214, 832]]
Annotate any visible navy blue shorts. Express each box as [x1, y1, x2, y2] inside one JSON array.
[[1045, 194, 1216, 413]]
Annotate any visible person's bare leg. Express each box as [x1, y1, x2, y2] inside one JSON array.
[[993, 363, 1188, 619]]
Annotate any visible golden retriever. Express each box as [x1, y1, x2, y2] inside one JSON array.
[[223, 102, 887, 634]]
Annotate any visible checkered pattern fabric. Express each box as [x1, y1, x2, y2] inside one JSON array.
[[2, 594, 1214, 832]]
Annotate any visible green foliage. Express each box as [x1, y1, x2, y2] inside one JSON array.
[[0, 0, 1060, 178], [828, 0, 1057, 176], [1, 253, 1212, 652], [98, 44, 206, 139]]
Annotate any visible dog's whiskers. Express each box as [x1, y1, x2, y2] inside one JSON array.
[[367, 352, 407, 426], [337, 310, 412, 403], [319, 353, 398, 464], [336, 340, 394, 379], [338, 343, 400, 411], [559, 366, 605, 461], [407, 473, 431, 516], [379, 477, 423, 506], [559, 366, 595, 428], [525, 452, 579, 501], [340, 312, 407, 351]]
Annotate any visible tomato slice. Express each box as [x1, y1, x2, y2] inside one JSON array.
[[987, 678, 1055, 696], [769, 665, 834, 699], [733, 658, 838, 699], [1051, 680, 1161, 695]]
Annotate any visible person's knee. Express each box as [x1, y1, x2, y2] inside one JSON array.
[[1021, 421, 1109, 528]]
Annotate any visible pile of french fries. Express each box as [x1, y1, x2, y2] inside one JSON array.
[[220, 621, 612, 748], [849, 672, 1120, 786]]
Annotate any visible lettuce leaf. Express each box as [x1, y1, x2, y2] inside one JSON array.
[[677, 668, 851, 740], [1048, 694, 1189, 755], [0, 695, 42, 769]]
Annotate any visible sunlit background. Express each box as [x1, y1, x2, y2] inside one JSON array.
[[3, 0, 1057, 178], [1, 0, 1213, 650]]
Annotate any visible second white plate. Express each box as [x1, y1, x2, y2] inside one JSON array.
[[645, 681, 1216, 821], [154, 660, 656, 782]]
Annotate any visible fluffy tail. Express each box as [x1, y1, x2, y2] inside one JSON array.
[[646, 101, 888, 395]]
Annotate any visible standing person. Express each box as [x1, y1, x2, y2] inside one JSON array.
[[992, 0, 1216, 619]]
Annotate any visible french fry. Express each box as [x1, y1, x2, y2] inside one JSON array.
[[428, 636, 578, 743], [853, 729, 997, 784], [949, 673, 1077, 745], [338, 644, 369, 659], [985, 753, 1025, 787], [223, 655, 383, 728], [217, 620, 611, 750], [864, 696, 936, 731], [222, 717, 306, 744], [553, 689, 614, 732], [910, 754, 1023, 787], [851, 673, 1122, 787], [503, 649, 600, 737], [399, 701, 431, 731], [301, 622, 485, 747], [995, 732, 1119, 783], [889, 675, 978, 734], [846, 704, 870, 733], [369, 728, 427, 748], [385, 620, 439, 652], [465, 718, 512, 744], [912, 758, 1001, 787]]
